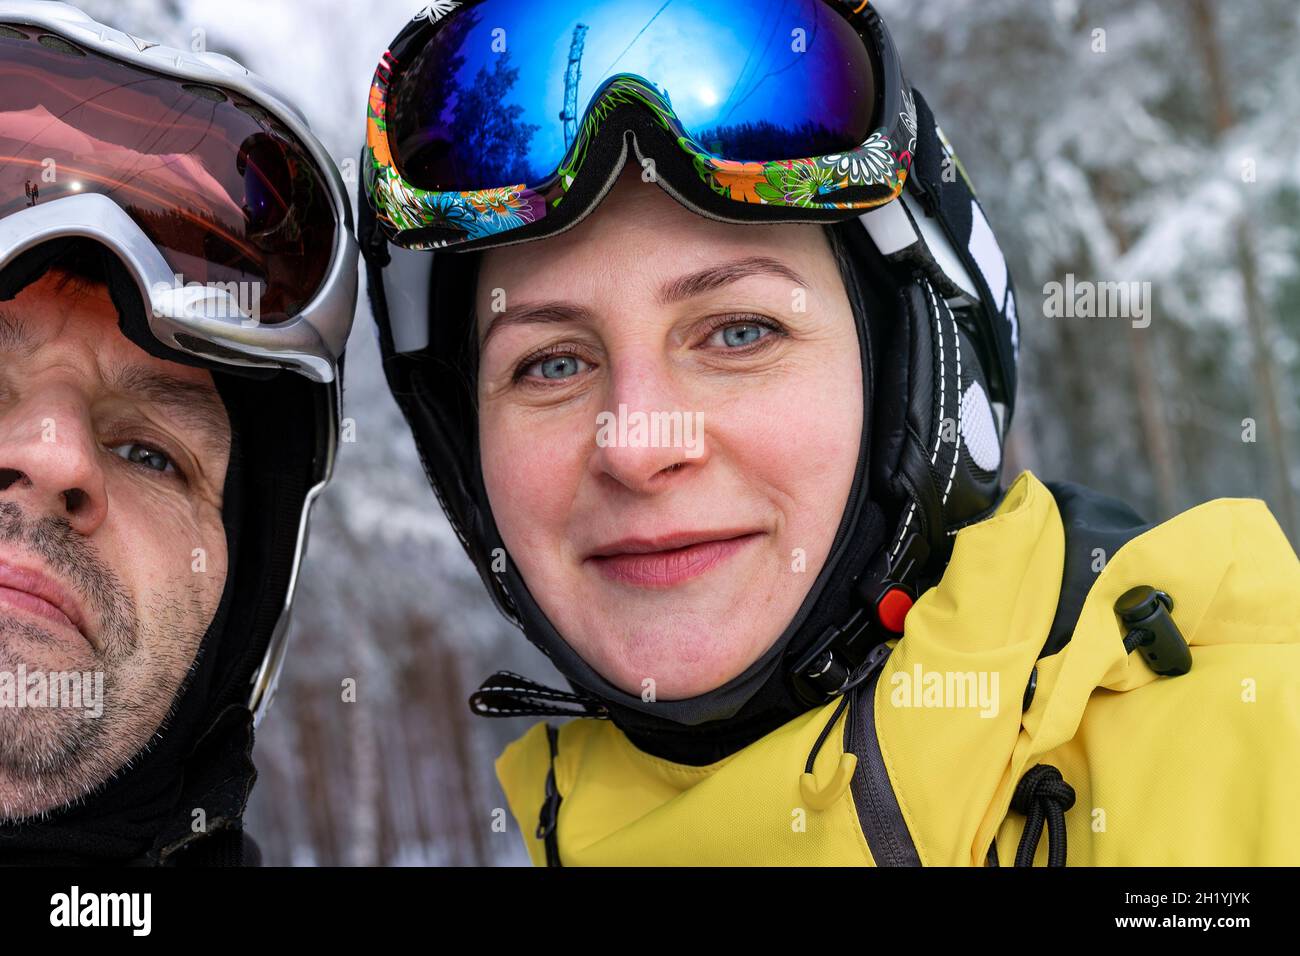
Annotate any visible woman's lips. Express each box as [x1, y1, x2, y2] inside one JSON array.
[[587, 532, 762, 588]]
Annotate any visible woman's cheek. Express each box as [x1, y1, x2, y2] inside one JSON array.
[[720, 375, 858, 471], [482, 414, 573, 546], [774, 350, 862, 459]]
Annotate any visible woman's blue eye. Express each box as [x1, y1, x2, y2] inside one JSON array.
[[111, 442, 176, 475], [712, 322, 771, 348], [526, 354, 588, 380]]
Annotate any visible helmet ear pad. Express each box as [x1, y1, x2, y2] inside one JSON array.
[[829, 216, 1004, 585], [863, 265, 1006, 581], [366, 242, 527, 625]]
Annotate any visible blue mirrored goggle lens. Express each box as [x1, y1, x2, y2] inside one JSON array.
[[389, 0, 877, 192]]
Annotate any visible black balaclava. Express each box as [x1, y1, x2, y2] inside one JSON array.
[[0, 238, 317, 864]]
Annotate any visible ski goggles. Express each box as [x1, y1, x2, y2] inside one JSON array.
[[0, 3, 356, 383], [365, 0, 915, 251]]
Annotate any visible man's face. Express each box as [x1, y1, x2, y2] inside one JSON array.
[[0, 269, 230, 821]]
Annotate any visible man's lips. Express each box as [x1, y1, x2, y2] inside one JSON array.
[[585, 530, 764, 588], [0, 557, 91, 645]]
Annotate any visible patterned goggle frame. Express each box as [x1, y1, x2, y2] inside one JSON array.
[[365, 0, 916, 250]]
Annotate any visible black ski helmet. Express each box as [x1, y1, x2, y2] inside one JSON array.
[[361, 1, 1019, 761]]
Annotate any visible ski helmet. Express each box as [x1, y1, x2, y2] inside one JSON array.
[[0, 0, 356, 859], [360, 0, 1019, 759]]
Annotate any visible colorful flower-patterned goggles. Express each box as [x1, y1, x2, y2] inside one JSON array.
[[365, 0, 916, 251]]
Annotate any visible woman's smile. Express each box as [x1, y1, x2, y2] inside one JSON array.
[[585, 530, 765, 589]]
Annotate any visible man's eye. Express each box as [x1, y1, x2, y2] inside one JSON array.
[[109, 442, 177, 475]]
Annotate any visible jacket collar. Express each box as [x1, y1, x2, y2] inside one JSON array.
[[496, 471, 1300, 865]]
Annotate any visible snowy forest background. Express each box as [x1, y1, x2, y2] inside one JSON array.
[[71, 0, 1300, 864]]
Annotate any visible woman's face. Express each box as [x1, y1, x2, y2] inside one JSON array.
[[476, 166, 862, 700]]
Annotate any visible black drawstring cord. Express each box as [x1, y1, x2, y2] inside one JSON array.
[[537, 724, 563, 867], [468, 671, 608, 720], [804, 642, 893, 772], [1000, 585, 1182, 866], [1010, 764, 1076, 866], [805, 693, 852, 776]]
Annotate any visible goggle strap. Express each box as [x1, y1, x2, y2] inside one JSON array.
[[903, 87, 1020, 413], [859, 191, 981, 305]]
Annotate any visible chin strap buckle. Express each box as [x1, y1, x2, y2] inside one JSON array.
[[789, 533, 928, 704], [796, 606, 873, 700]]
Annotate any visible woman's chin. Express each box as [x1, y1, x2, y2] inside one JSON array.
[[544, 567, 795, 700], [580, 624, 777, 702], [603, 666, 744, 701]]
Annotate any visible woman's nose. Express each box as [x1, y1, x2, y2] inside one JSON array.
[[589, 360, 709, 492], [0, 393, 109, 537]]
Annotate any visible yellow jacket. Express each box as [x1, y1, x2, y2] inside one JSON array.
[[496, 471, 1300, 865]]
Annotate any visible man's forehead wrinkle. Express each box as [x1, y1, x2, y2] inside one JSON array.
[[1, 300, 122, 361]]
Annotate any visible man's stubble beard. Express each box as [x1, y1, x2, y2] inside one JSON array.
[[0, 502, 217, 822]]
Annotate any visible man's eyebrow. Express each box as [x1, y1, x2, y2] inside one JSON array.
[[0, 306, 37, 355], [107, 364, 231, 455], [478, 256, 810, 352]]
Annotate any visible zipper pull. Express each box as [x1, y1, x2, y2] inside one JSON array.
[[800, 753, 858, 810]]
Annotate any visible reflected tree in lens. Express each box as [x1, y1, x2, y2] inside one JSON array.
[[447, 50, 542, 187], [393, 9, 543, 189], [693, 117, 852, 162], [390, 10, 476, 187]]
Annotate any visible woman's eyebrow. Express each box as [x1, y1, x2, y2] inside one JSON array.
[[479, 302, 598, 352], [656, 256, 810, 305], [479, 256, 809, 352]]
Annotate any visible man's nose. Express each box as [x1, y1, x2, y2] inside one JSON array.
[[0, 392, 109, 536], [589, 359, 710, 493]]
